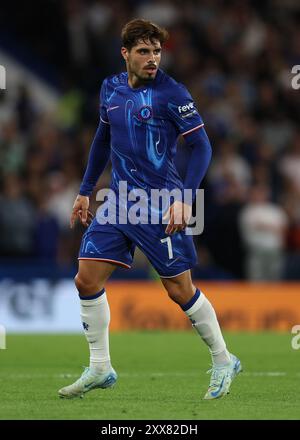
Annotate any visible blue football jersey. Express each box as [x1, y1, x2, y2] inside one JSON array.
[[79, 69, 203, 275], [100, 69, 204, 195]]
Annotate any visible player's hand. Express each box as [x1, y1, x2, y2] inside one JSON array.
[[70, 195, 93, 228], [163, 201, 192, 235]]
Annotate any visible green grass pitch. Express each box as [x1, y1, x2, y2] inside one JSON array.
[[0, 332, 299, 420]]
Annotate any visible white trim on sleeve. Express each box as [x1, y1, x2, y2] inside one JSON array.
[[100, 116, 110, 125], [182, 123, 204, 136]]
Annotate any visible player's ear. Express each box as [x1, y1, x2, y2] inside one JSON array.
[[121, 47, 129, 62]]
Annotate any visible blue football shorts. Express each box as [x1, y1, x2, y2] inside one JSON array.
[[78, 217, 197, 278]]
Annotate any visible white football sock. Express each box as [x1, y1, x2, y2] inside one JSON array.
[[80, 289, 111, 373], [182, 289, 231, 366]]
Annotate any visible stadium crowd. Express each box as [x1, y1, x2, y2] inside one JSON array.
[[0, 0, 299, 280]]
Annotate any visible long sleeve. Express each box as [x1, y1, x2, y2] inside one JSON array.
[[79, 79, 111, 196], [166, 82, 212, 202], [79, 120, 111, 196], [182, 126, 212, 203]]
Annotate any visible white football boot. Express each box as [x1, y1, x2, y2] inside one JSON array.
[[58, 367, 117, 399], [203, 353, 242, 400]]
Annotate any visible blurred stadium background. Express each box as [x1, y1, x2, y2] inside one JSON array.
[[0, 1, 300, 343]]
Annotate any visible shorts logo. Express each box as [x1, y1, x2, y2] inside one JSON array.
[[138, 106, 153, 121]]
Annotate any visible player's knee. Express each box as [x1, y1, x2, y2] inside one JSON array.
[[74, 273, 103, 295], [74, 273, 87, 293], [166, 286, 187, 305], [165, 281, 196, 306]]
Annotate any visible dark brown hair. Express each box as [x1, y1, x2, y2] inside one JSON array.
[[121, 19, 169, 51]]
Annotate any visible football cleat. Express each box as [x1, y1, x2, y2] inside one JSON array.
[[203, 353, 242, 400], [58, 366, 117, 399]]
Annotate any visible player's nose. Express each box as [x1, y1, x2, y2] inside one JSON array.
[[148, 52, 156, 62]]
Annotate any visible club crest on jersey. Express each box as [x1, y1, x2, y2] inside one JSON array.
[[138, 106, 153, 121]]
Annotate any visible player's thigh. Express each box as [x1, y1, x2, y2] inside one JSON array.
[[75, 260, 117, 293], [79, 219, 135, 270], [123, 223, 197, 278]]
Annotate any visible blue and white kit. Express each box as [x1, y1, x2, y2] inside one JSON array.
[[79, 69, 212, 277]]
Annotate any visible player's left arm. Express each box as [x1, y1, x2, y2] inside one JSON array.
[[165, 84, 212, 235], [182, 125, 212, 202], [164, 127, 212, 234]]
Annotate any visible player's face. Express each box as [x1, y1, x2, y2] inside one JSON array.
[[122, 39, 162, 87]]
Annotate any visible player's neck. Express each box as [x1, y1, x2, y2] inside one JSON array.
[[127, 72, 152, 89]]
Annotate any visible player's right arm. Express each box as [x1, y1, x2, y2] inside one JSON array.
[[70, 79, 111, 228]]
